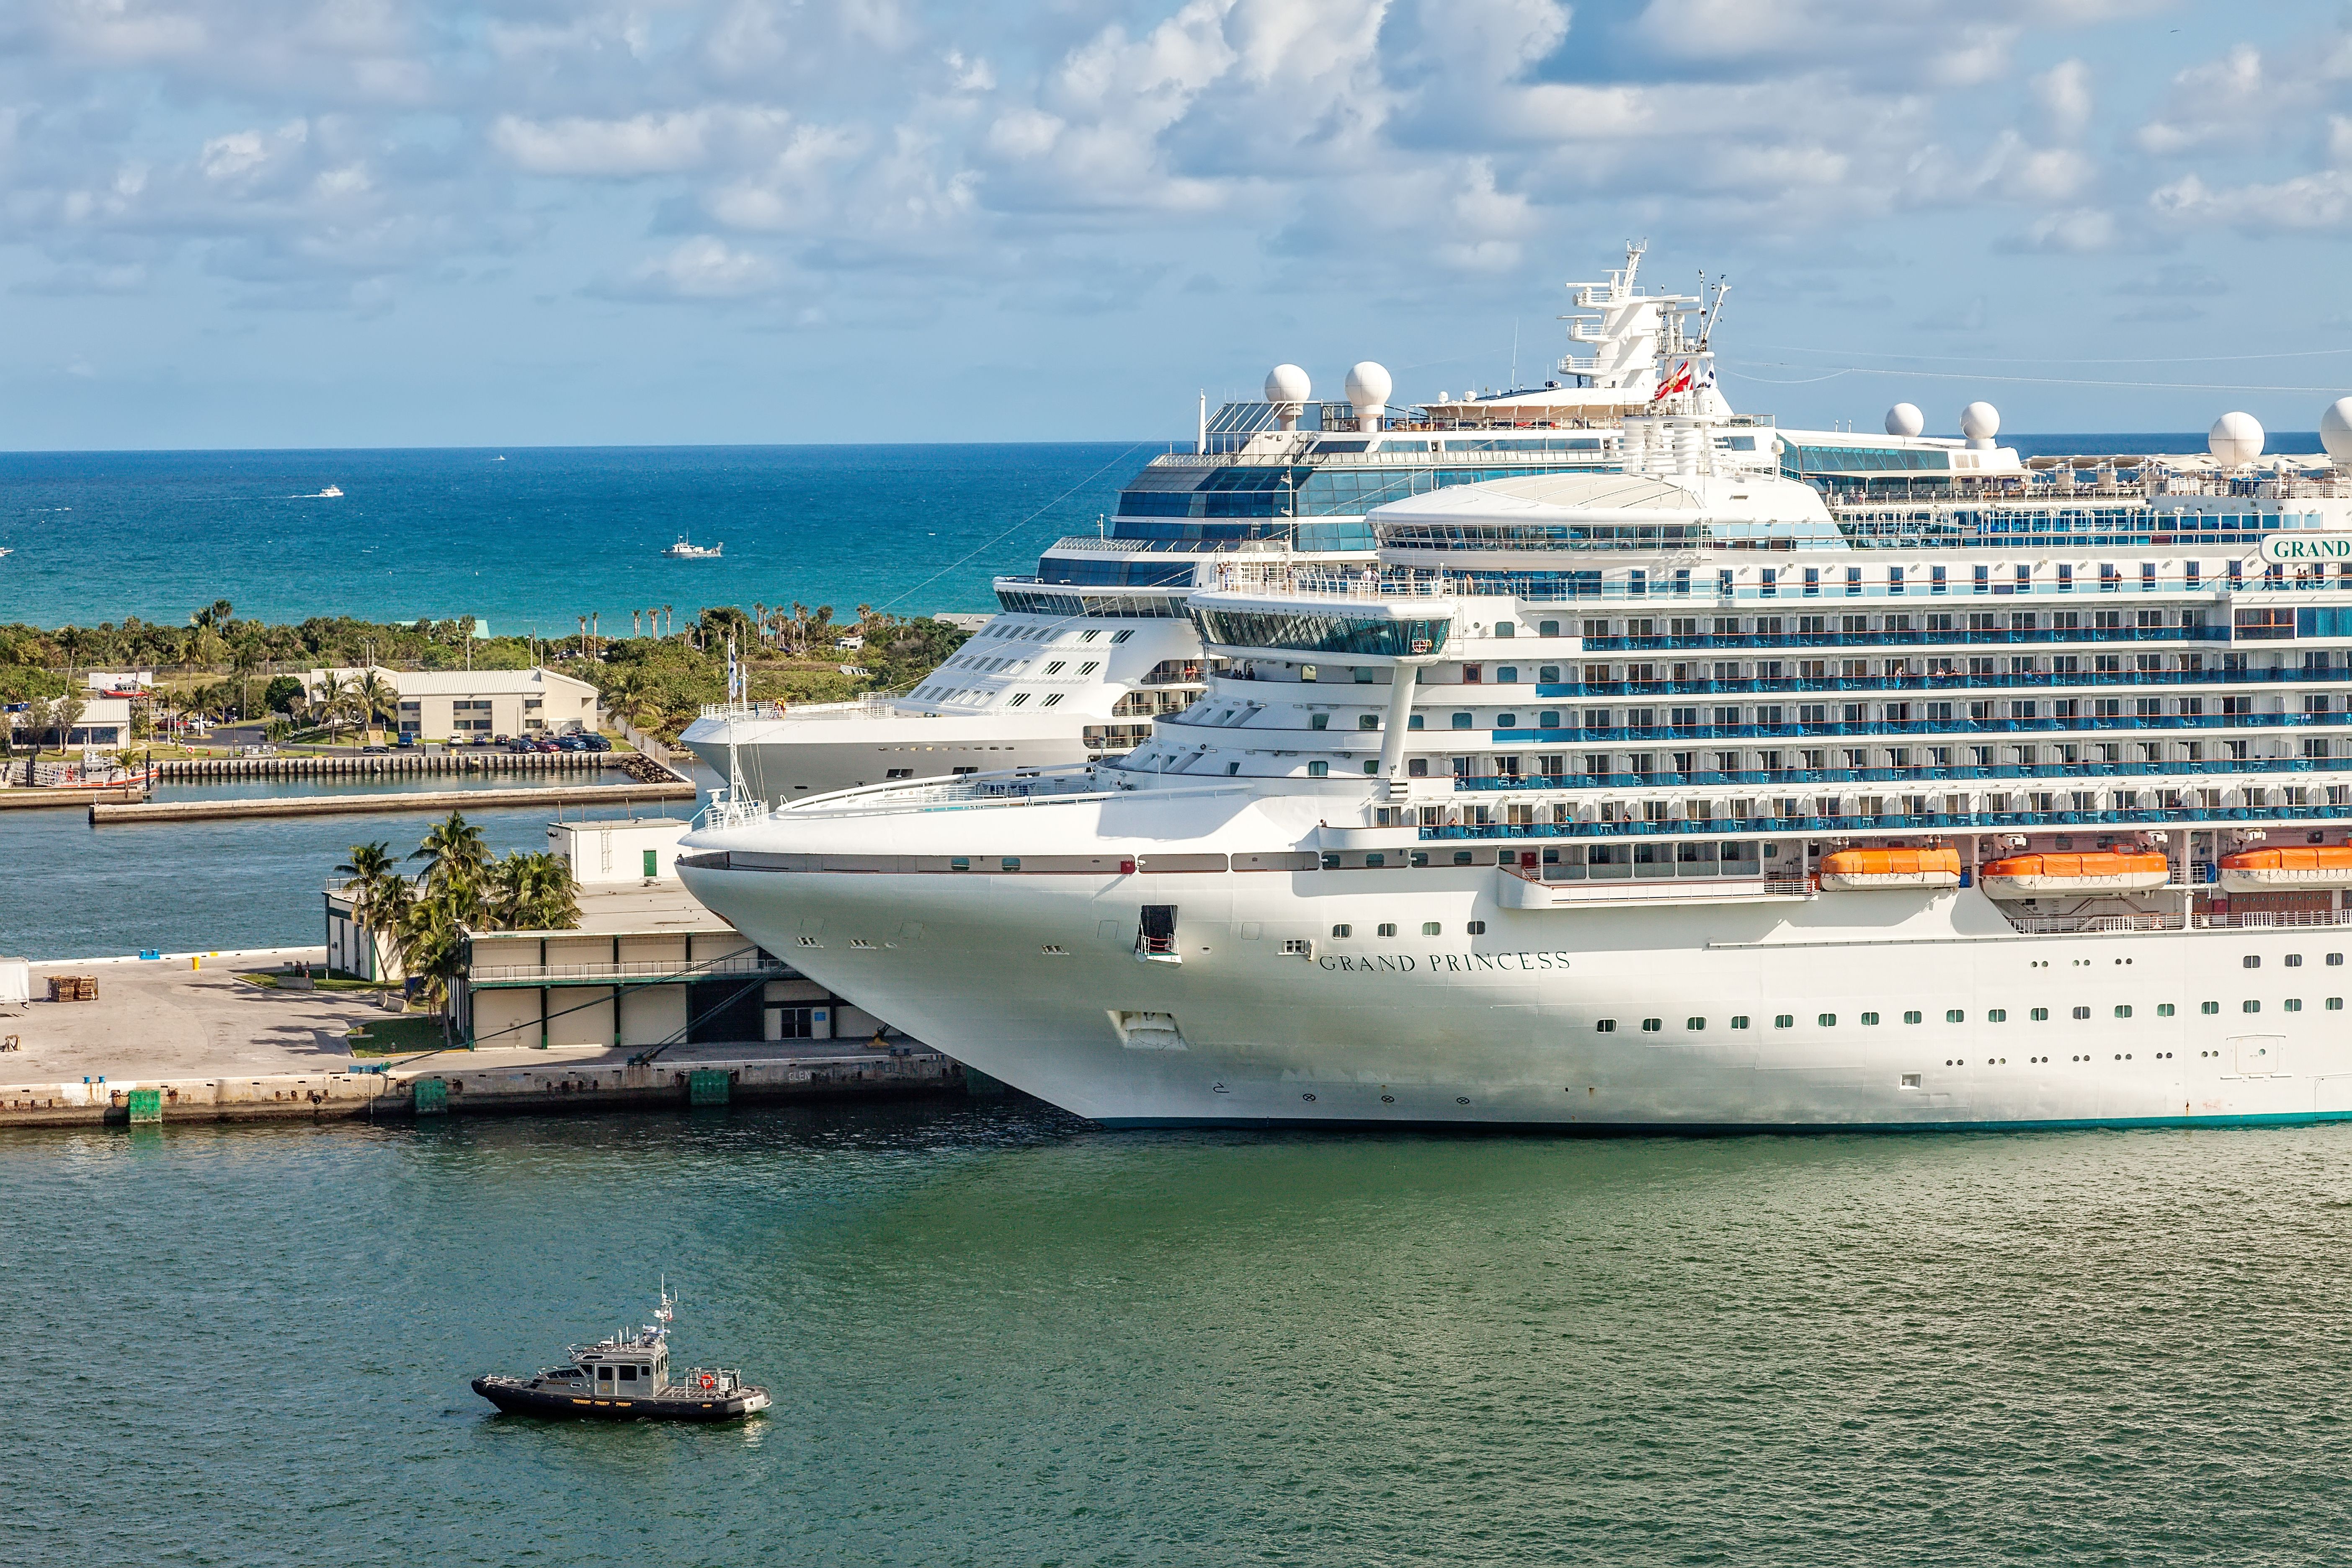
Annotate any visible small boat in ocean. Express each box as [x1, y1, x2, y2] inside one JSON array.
[[318, 485, 344, 498], [664, 536, 723, 559], [1818, 846, 1961, 890], [471, 1287, 769, 1423], [1979, 849, 2170, 898]]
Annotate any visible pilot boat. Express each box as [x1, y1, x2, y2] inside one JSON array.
[[2217, 844, 2352, 892], [1978, 849, 2171, 898], [471, 1287, 769, 1422], [1818, 846, 1962, 890]]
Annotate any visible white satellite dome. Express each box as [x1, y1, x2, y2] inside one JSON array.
[[1343, 361, 1392, 432], [1264, 364, 1311, 405], [1884, 403, 1924, 438], [2319, 397, 2352, 465], [1960, 401, 2001, 444], [2209, 410, 2264, 467]]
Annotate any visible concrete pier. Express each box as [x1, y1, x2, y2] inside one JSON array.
[[0, 949, 971, 1129], [154, 752, 632, 782], [0, 1050, 965, 1127], [91, 778, 697, 825], [0, 787, 142, 811]]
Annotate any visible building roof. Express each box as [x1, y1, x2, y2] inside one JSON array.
[[466, 881, 738, 940], [304, 665, 599, 699]]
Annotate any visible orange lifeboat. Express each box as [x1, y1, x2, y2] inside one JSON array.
[[2218, 845, 2352, 892], [1819, 846, 1961, 890], [1978, 849, 2169, 898]]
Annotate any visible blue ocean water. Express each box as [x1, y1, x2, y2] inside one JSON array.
[[0, 444, 1155, 632], [0, 435, 2313, 633]]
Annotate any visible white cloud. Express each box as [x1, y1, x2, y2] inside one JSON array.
[[607, 235, 781, 299], [2034, 59, 2092, 139], [492, 113, 720, 178]]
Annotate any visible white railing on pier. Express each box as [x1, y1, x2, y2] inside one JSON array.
[[469, 956, 784, 984]]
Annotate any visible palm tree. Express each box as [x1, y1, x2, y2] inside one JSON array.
[[394, 895, 469, 1046], [354, 669, 397, 744], [412, 811, 488, 916], [334, 841, 397, 978], [661, 604, 673, 640], [309, 670, 350, 735]]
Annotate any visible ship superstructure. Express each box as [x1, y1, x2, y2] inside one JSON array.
[[684, 245, 1728, 801], [677, 387, 2352, 1132]]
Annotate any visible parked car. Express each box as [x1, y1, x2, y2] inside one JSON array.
[[361, 745, 390, 755], [553, 734, 586, 751], [530, 738, 560, 753], [578, 734, 613, 753], [503, 737, 536, 753]]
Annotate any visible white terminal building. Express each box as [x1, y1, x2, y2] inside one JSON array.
[[302, 665, 602, 741]]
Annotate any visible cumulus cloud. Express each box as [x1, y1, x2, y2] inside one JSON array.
[[0, 0, 2328, 324]]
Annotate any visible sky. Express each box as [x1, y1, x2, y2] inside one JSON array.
[[4, 0, 2352, 449]]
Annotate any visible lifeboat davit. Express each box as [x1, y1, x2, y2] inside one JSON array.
[[1819, 846, 1961, 890], [1979, 850, 2170, 898], [2218, 845, 2352, 892]]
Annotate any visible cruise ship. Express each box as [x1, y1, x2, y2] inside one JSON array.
[[677, 361, 2352, 1131], [683, 245, 1733, 800]]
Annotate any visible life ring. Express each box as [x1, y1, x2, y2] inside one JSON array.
[[698, 1374, 716, 1390]]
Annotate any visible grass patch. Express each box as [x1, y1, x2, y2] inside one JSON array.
[[237, 972, 391, 993], [347, 1015, 452, 1056]]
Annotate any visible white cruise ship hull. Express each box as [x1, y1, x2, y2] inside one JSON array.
[[680, 848, 2352, 1132]]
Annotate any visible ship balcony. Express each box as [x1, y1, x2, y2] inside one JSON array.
[[1533, 670, 2351, 699], [1472, 712, 2349, 745], [1577, 626, 2229, 652], [1417, 799, 2352, 842], [1455, 759, 2352, 792]]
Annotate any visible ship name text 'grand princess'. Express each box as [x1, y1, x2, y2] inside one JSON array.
[[678, 293, 2352, 1131]]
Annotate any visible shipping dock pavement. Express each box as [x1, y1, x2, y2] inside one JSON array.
[[0, 950, 970, 1127]]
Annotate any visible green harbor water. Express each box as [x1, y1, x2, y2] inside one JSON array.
[[10, 1103, 2352, 1566]]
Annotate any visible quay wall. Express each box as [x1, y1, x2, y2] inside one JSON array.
[[92, 777, 698, 825], [154, 753, 650, 782], [0, 1051, 966, 1128], [0, 787, 142, 812]]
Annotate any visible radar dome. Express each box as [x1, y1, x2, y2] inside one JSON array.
[[1264, 364, 1311, 405], [1344, 361, 1393, 432], [1885, 403, 1924, 438], [2320, 397, 2352, 465], [1959, 401, 2001, 442], [2209, 410, 2264, 467]]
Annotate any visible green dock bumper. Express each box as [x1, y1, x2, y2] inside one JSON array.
[[413, 1078, 449, 1115], [687, 1069, 732, 1106], [125, 1088, 162, 1124]]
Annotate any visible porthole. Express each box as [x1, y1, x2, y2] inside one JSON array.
[[1988, 1009, 2007, 1023], [1455, 1096, 1471, 1106], [1466, 920, 1487, 935], [1302, 1093, 1316, 1102], [1817, 1013, 1837, 1028], [2244, 955, 2262, 969], [2330, 998, 2344, 1011], [1685, 1016, 1706, 1031], [2157, 1003, 2176, 1017], [1775, 1014, 1795, 1029], [2030, 1007, 2049, 1021], [2201, 1001, 2220, 1015], [2244, 1000, 2262, 1014], [2286, 998, 2303, 1013], [2114, 1004, 2133, 1019], [1946, 1009, 1965, 1023], [1903, 1010, 1922, 1024], [1421, 921, 1442, 936], [1377, 923, 1398, 937], [1642, 1018, 1663, 1033], [1331, 923, 1352, 938], [1860, 1012, 1880, 1026], [1596, 1019, 1617, 1033], [1730, 1015, 1751, 1030], [2330, 953, 2345, 967], [1380, 1094, 1395, 1104], [2288, 954, 2305, 968]]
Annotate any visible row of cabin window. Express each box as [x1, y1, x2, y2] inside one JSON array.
[[1569, 609, 2212, 639], [972, 625, 1137, 644], [1594, 1001, 2346, 1032], [1328, 921, 1489, 937], [1436, 696, 2301, 729], [1519, 563, 2304, 602]]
